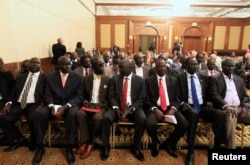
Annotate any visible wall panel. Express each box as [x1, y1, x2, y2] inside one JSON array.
[[214, 26, 226, 50], [228, 26, 241, 50]]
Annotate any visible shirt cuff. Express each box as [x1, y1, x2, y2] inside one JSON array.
[[5, 101, 12, 106], [66, 103, 72, 108], [48, 104, 54, 108]]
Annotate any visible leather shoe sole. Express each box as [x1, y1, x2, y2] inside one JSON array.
[[32, 148, 45, 164]]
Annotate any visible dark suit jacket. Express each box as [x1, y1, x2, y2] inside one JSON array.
[[177, 72, 210, 105], [0, 70, 15, 100], [234, 61, 250, 77], [145, 74, 180, 111], [209, 72, 250, 109], [52, 43, 66, 65], [45, 71, 83, 106], [84, 74, 110, 106], [132, 64, 151, 79], [8, 72, 45, 104], [74, 66, 93, 78], [108, 74, 146, 110]]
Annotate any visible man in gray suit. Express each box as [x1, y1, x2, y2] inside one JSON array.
[[32, 56, 84, 165], [132, 53, 151, 79], [209, 58, 250, 149]]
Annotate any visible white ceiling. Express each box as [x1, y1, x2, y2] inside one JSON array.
[[94, 0, 250, 18]]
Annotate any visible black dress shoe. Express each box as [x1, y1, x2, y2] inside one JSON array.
[[130, 147, 144, 161], [151, 143, 160, 157], [32, 148, 45, 165], [164, 143, 178, 158], [3, 137, 26, 152], [66, 148, 75, 164], [185, 154, 194, 165], [101, 145, 110, 160]]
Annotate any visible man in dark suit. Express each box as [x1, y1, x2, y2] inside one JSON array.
[[74, 55, 92, 77], [76, 57, 110, 160], [100, 59, 146, 161], [177, 57, 225, 165], [234, 54, 250, 88], [209, 58, 250, 149], [0, 57, 15, 109], [0, 57, 45, 152], [145, 59, 188, 157], [132, 53, 151, 79], [196, 52, 207, 71], [32, 56, 84, 165], [52, 37, 66, 71]]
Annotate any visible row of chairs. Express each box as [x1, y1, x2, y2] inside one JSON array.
[[17, 116, 249, 149]]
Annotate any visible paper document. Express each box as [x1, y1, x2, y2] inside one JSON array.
[[53, 105, 62, 113], [163, 115, 177, 124]]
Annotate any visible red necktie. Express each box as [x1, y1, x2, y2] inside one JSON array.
[[159, 78, 167, 111], [121, 77, 128, 111]]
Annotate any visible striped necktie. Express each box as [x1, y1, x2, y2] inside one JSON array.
[[20, 73, 34, 109]]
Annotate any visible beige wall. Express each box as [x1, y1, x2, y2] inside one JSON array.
[[0, 0, 95, 63], [242, 25, 250, 50]]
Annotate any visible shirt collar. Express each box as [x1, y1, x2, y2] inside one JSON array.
[[124, 73, 132, 80], [156, 74, 166, 81], [223, 73, 233, 80], [29, 71, 40, 76], [93, 73, 102, 80], [60, 71, 69, 77], [187, 72, 198, 79]]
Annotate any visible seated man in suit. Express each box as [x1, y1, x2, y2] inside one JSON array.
[[199, 58, 220, 76], [177, 57, 225, 165], [145, 59, 188, 157], [0, 57, 45, 152], [210, 58, 250, 149], [234, 54, 250, 88], [32, 56, 84, 165], [74, 55, 92, 77], [103, 54, 121, 78], [76, 57, 110, 159], [100, 59, 147, 161]]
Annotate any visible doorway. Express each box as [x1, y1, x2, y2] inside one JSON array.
[[183, 36, 202, 53], [139, 35, 157, 53]]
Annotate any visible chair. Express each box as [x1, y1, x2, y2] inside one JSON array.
[[47, 117, 65, 147], [112, 121, 147, 149]]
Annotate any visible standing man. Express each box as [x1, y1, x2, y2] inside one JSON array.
[[32, 56, 84, 165], [0, 57, 45, 152], [210, 58, 250, 149], [145, 59, 188, 157], [76, 57, 110, 159], [177, 57, 225, 165], [52, 37, 66, 71], [100, 59, 146, 161], [132, 53, 151, 79], [199, 59, 220, 76]]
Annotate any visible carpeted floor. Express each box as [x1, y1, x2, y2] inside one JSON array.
[[0, 146, 208, 165]]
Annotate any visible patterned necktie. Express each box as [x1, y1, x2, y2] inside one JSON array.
[[159, 78, 167, 111], [20, 73, 34, 109], [121, 77, 128, 111], [61, 74, 67, 88], [190, 75, 200, 113]]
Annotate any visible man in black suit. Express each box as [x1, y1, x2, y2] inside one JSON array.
[[100, 59, 146, 161], [0, 57, 45, 152], [32, 56, 84, 165], [177, 57, 225, 165], [76, 57, 110, 160], [145, 59, 188, 157], [52, 37, 66, 71], [0, 57, 15, 109], [209, 58, 250, 149]]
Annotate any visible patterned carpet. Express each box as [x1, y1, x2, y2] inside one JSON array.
[[0, 146, 208, 165]]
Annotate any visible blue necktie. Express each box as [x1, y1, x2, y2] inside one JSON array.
[[190, 75, 200, 113]]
